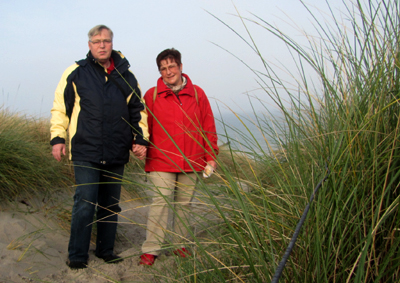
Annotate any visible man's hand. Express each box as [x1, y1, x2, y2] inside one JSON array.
[[132, 144, 147, 160], [52, 144, 66, 162]]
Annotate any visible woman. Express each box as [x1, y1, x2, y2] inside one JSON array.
[[139, 48, 218, 266]]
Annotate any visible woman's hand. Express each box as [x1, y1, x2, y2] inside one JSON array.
[[132, 144, 147, 160]]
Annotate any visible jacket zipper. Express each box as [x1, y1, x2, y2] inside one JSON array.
[[175, 93, 182, 105]]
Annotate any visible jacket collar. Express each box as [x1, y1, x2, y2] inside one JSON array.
[[157, 73, 195, 98], [84, 50, 130, 72]]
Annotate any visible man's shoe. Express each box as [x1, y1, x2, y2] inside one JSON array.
[[139, 254, 157, 266], [96, 253, 124, 264], [173, 247, 191, 258], [66, 260, 87, 269]]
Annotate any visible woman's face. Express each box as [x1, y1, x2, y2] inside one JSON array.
[[159, 58, 183, 86]]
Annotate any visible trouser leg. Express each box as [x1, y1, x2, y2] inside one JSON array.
[[68, 161, 100, 262], [141, 172, 176, 256], [173, 172, 197, 245], [95, 164, 124, 257]]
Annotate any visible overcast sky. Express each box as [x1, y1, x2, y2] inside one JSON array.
[[1, 0, 346, 118]]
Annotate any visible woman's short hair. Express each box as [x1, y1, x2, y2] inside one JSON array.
[[156, 48, 182, 70]]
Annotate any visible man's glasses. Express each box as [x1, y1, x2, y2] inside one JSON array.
[[90, 39, 112, 45]]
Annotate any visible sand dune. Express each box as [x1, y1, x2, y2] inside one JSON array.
[[0, 189, 168, 283]]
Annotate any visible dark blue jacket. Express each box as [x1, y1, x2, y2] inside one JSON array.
[[50, 50, 149, 165]]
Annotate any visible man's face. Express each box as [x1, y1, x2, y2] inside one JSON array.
[[88, 29, 113, 65], [159, 58, 183, 86]]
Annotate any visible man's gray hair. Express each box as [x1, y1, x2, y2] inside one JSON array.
[[88, 25, 114, 41]]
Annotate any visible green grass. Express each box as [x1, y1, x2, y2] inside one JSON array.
[[141, 0, 400, 282], [0, 107, 74, 202]]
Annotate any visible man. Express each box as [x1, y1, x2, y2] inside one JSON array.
[[50, 25, 148, 269]]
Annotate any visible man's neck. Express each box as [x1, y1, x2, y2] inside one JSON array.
[[99, 59, 111, 69]]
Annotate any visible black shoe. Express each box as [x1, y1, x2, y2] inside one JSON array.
[[96, 253, 124, 264], [66, 260, 87, 269]]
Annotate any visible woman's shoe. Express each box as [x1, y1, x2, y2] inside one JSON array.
[[173, 247, 191, 258], [139, 253, 157, 266]]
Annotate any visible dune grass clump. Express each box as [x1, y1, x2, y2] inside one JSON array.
[[0, 108, 73, 202], [134, 1, 399, 282]]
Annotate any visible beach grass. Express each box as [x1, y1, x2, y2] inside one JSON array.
[[0, 107, 74, 202], [142, 0, 400, 282]]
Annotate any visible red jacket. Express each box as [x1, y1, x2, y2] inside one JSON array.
[[144, 74, 218, 172]]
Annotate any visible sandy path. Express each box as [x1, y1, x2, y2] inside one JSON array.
[[0, 189, 163, 283], [0, 181, 220, 283]]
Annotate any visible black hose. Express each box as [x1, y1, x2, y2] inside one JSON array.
[[271, 164, 330, 283]]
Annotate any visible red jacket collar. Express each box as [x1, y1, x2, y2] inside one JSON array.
[[156, 73, 195, 98], [106, 57, 115, 74]]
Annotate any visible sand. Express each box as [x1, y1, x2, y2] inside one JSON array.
[[0, 188, 170, 283]]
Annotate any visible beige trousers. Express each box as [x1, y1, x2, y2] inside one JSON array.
[[141, 171, 197, 256]]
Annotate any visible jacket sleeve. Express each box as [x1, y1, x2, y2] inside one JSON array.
[[50, 64, 78, 145], [196, 85, 219, 161], [143, 87, 155, 140], [127, 72, 149, 146]]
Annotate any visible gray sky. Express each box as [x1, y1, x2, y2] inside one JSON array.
[[1, 0, 346, 118]]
